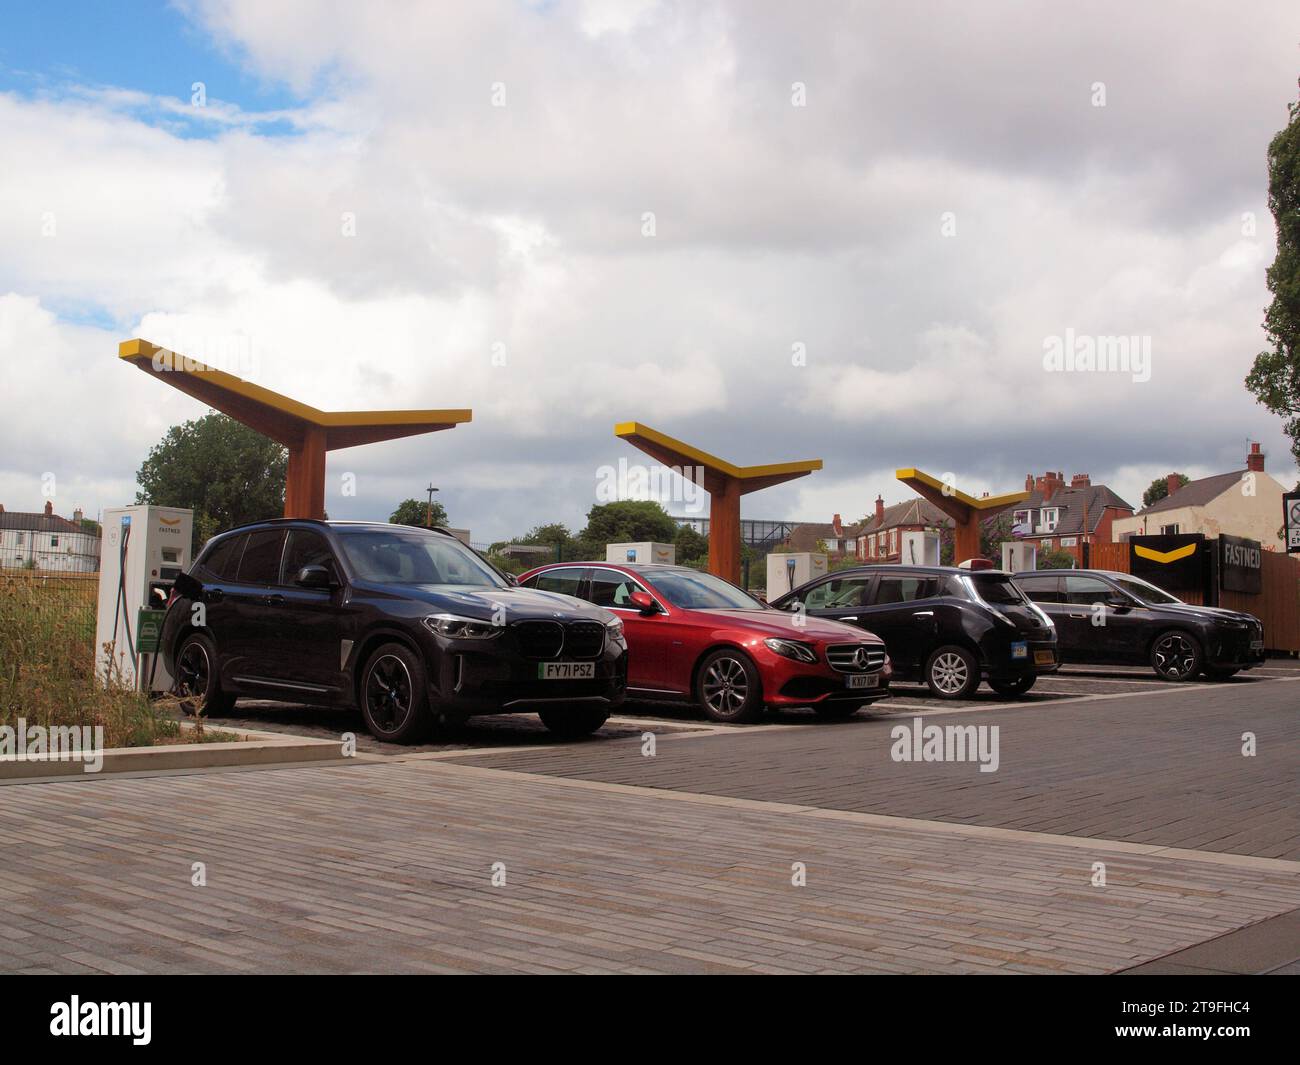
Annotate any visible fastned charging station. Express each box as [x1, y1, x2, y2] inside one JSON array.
[[94, 505, 193, 692]]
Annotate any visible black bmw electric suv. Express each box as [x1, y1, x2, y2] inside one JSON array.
[[771, 565, 1058, 699], [161, 520, 627, 742], [1013, 568, 1265, 681]]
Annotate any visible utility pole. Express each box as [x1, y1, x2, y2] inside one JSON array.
[[425, 483, 439, 528]]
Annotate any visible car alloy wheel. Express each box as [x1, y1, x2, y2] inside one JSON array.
[[930, 651, 969, 695], [702, 655, 749, 717], [176, 640, 210, 699], [1151, 632, 1199, 681], [365, 654, 414, 735]]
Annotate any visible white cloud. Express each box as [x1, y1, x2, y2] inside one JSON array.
[[1, 1, 1297, 545]]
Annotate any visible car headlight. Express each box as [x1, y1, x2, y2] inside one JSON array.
[[1219, 620, 1249, 629], [422, 614, 502, 639], [605, 616, 625, 640], [764, 637, 818, 663]]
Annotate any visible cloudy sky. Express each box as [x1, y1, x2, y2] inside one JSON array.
[[2, 0, 1297, 544]]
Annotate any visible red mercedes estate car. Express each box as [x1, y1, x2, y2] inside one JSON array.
[[519, 562, 891, 723]]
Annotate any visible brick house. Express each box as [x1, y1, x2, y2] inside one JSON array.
[[783, 513, 862, 559], [1008, 472, 1134, 551], [855, 496, 951, 562]]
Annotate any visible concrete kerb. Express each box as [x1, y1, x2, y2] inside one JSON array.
[[0, 721, 349, 784]]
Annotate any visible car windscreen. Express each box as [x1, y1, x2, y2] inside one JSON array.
[[1112, 575, 1182, 606], [335, 528, 506, 588], [647, 570, 761, 610], [968, 574, 1026, 604]]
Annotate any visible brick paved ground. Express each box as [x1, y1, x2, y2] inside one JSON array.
[[2, 671, 1296, 974], [455, 678, 1300, 859], [0, 757, 1297, 974]]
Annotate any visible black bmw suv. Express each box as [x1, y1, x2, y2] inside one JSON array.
[[161, 520, 628, 742], [771, 565, 1058, 699], [1013, 569, 1265, 681]]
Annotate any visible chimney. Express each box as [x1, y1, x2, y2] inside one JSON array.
[[1071, 473, 1091, 488], [874, 495, 885, 526], [73, 508, 83, 523], [44, 501, 53, 516], [0, 503, 4, 514], [1166, 473, 1180, 499], [832, 513, 843, 537], [1025, 474, 1034, 491], [1247, 442, 1264, 472], [1035, 471, 1065, 501]]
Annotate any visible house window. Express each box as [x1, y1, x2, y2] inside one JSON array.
[[1041, 508, 1059, 532], [1059, 537, 1077, 547], [1159, 523, 1179, 536], [889, 529, 898, 556], [51, 536, 59, 548], [16, 533, 24, 544]]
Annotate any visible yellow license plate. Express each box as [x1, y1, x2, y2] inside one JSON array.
[[1034, 650, 1055, 665]]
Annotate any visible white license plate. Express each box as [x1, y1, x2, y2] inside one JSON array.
[[538, 662, 595, 680], [845, 673, 880, 689]]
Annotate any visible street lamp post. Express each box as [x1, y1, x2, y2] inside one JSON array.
[[425, 483, 439, 528]]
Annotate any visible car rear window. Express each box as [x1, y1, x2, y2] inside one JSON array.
[[199, 533, 245, 580], [237, 529, 286, 585], [1015, 574, 1060, 603], [534, 569, 585, 597], [970, 574, 1025, 604]]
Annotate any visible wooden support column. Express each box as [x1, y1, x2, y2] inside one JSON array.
[[118, 339, 471, 526], [894, 468, 1030, 567], [613, 422, 822, 585], [708, 476, 743, 584], [285, 425, 328, 519]]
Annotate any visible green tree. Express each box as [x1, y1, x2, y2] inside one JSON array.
[[674, 524, 709, 565], [135, 412, 287, 552], [1246, 84, 1300, 469], [579, 500, 677, 546], [520, 523, 572, 547], [390, 498, 449, 528], [1036, 547, 1077, 570], [1142, 474, 1189, 509]]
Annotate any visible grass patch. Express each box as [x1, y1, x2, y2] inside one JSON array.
[[0, 572, 193, 749]]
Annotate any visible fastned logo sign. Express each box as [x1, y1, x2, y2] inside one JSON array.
[[1129, 534, 1207, 593], [1220, 534, 1263, 594]]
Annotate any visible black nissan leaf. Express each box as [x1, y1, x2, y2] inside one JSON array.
[[771, 565, 1058, 699], [160, 520, 627, 742]]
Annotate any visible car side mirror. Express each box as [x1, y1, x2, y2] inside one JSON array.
[[505, 572, 520, 586], [295, 564, 334, 589], [628, 590, 659, 614]]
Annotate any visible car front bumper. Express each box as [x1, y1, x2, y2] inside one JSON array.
[[1204, 625, 1266, 669], [421, 629, 628, 716], [758, 646, 893, 707]]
